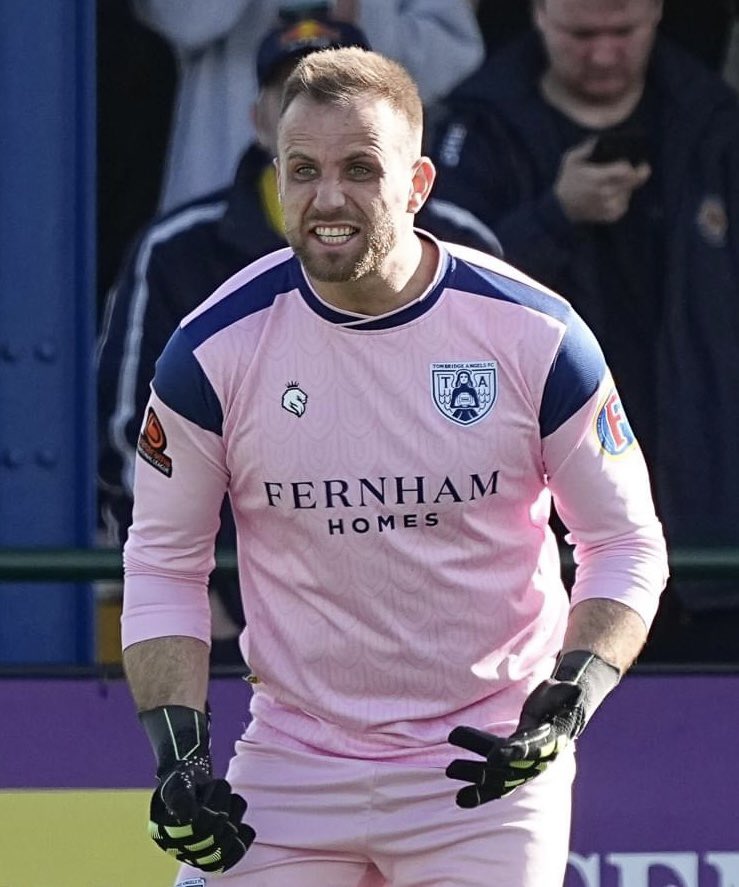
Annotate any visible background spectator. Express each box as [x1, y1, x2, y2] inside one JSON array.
[[426, 0, 739, 661], [132, 0, 484, 211], [97, 18, 373, 664], [474, 0, 738, 68]]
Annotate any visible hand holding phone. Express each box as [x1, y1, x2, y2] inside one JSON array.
[[588, 127, 650, 166], [555, 136, 651, 225]]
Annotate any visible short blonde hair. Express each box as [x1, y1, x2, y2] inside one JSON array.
[[281, 47, 423, 141]]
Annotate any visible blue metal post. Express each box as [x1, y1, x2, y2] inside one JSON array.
[[0, 0, 96, 662]]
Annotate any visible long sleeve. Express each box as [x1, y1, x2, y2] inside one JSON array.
[[543, 370, 668, 630], [122, 331, 230, 650], [97, 249, 148, 543], [97, 232, 195, 542]]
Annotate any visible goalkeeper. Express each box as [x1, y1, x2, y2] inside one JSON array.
[[122, 44, 668, 887]]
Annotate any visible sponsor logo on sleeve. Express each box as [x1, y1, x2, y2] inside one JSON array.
[[137, 407, 173, 477], [595, 390, 635, 456], [175, 879, 206, 887], [431, 361, 497, 426]]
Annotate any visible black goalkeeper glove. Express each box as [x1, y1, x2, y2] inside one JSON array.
[[446, 650, 621, 808], [139, 705, 255, 872]]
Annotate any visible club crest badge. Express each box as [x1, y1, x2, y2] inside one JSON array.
[[431, 361, 497, 426]]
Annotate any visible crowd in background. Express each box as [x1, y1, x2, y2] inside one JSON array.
[[97, 0, 739, 666], [99, 0, 739, 296]]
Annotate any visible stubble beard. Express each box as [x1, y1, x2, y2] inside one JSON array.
[[287, 212, 397, 283]]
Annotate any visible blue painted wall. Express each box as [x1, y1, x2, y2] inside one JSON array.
[[0, 1, 96, 662]]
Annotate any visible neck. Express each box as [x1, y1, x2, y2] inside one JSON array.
[[540, 70, 645, 129], [309, 234, 438, 318]]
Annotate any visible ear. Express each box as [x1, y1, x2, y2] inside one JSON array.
[[407, 157, 436, 214]]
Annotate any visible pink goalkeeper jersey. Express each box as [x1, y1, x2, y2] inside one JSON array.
[[122, 232, 668, 765]]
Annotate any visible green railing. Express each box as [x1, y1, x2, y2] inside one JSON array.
[[0, 546, 738, 581], [1, 546, 737, 675], [0, 547, 234, 582]]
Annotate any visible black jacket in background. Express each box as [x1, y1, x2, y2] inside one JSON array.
[[428, 34, 739, 610]]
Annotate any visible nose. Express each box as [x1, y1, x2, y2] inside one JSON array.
[[312, 175, 346, 213]]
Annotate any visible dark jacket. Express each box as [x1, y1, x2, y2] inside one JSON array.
[[429, 35, 739, 608], [98, 144, 285, 554]]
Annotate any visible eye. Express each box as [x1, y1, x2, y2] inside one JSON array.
[[292, 165, 317, 180], [348, 164, 373, 180]]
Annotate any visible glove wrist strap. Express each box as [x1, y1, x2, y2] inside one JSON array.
[[139, 705, 210, 778], [552, 650, 621, 732]]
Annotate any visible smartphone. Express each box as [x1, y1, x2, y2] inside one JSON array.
[[589, 128, 650, 166]]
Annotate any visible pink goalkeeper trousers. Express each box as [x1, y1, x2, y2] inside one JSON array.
[[175, 737, 575, 887]]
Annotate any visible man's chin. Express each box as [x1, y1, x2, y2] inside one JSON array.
[[298, 249, 363, 284], [309, 267, 357, 283], [580, 79, 631, 104]]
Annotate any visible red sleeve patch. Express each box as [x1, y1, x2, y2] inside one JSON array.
[[137, 407, 173, 477], [595, 390, 636, 456]]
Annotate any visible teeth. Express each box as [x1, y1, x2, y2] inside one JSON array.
[[314, 226, 356, 243], [315, 226, 354, 236]]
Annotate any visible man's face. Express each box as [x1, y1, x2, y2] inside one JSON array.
[[535, 0, 662, 104], [276, 94, 421, 284]]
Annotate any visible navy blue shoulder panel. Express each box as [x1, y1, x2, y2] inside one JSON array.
[[449, 257, 606, 437], [152, 253, 299, 434], [539, 310, 605, 438], [153, 329, 224, 435], [182, 255, 298, 348]]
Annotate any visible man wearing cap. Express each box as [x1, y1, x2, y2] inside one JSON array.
[[133, 0, 485, 211], [97, 18, 371, 664]]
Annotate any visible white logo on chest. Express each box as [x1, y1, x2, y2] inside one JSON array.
[[282, 381, 308, 417]]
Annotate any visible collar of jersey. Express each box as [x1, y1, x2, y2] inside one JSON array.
[[292, 229, 452, 330]]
